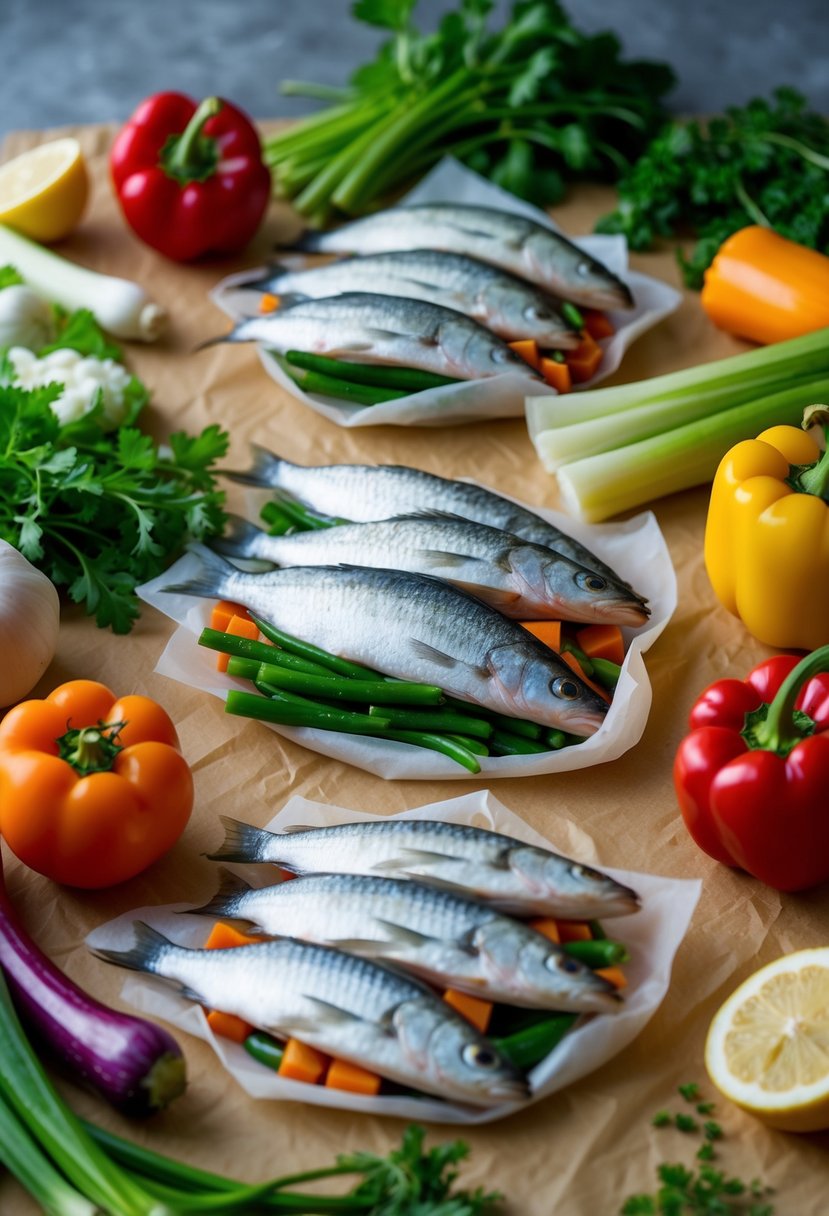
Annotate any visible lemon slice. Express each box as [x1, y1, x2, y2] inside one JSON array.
[[0, 138, 88, 242], [706, 947, 829, 1132]]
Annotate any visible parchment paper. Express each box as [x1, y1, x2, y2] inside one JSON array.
[[210, 159, 682, 427], [2, 122, 828, 1216]]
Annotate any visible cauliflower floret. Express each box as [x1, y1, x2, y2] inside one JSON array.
[[7, 346, 133, 429]]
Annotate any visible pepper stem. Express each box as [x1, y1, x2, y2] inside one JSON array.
[[162, 97, 222, 183], [796, 404, 829, 500], [748, 645, 829, 755], [57, 720, 126, 775]]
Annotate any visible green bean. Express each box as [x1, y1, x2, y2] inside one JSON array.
[[225, 656, 261, 681], [199, 627, 279, 667], [561, 302, 585, 331], [588, 919, 607, 940], [492, 1014, 577, 1070], [267, 494, 346, 531], [591, 656, 622, 691], [251, 616, 378, 679], [490, 728, 551, 756], [367, 705, 492, 738], [563, 939, 629, 967], [442, 734, 490, 757], [443, 697, 543, 739], [544, 728, 568, 749], [256, 663, 443, 705], [276, 355, 408, 406], [285, 350, 460, 391], [244, 1032, 285, 1073], [225, 689, 392, 735], [560, 640, 594, 677], [376, 729, 481, 774], [259, 500, 296, 536]]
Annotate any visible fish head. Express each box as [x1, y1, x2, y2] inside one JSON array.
[[482, 283, 578, 349], [476, 921, 622, 1012], [485, 642, 608, 735], [524, 231, 634, 310], [509, 847, 642, 919], [396, 999, 528, 1106], [509, 549, 650, 626], [441, 320, 541, 381]]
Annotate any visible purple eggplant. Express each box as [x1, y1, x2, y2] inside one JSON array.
[[0, 854, 186, 1115]]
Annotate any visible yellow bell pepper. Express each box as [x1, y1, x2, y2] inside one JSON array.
[[705, 407, 829, 650]]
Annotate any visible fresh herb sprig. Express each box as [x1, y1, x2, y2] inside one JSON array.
[[597, 86, 829, 288], [267, 0, 674, 222]]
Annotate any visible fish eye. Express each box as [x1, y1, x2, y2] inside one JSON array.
[[551, 677, 580, 701], [523, 304, 549, 322], [462, 1043, 501, 1071], [492, 347, 512, 363], [576, 571, 607, 593], [546, 953, 583, 974], [576, 260, 591, 277]]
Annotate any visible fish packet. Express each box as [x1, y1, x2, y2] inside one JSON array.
[[87, 790, 700, 1125], [210, 158, 681, 428]]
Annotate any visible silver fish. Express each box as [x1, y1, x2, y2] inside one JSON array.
[[209, 817, 640, 920], [165, 548, 608, 735], [205, 292, 540, 382], [292, 204, 634, 311], [242, 251, 581, 348], [211, 512, 647, 625], [93, 923, 527, 1107], [225, 449, 649, 618], [192, 870, 620, 1013]]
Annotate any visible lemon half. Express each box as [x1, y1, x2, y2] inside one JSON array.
[[0, 138, 88, 242], [706, 947, 829, 1132]]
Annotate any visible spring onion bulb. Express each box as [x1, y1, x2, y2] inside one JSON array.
[[0, 224, 166, 341]]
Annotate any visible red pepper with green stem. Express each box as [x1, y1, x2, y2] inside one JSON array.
[[674, 648, 829, 889], [110, 92, 271, 261]]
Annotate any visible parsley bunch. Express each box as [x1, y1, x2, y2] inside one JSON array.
[[0, 346, 227, 633], [597, 86, 829, 288], [266, 0, 674, 222]]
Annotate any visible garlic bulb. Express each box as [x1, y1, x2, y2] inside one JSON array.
[[0, 541, 60, 708], [0, 284, 54, 350]]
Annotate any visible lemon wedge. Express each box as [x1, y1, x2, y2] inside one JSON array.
[[706, 947, 829, 1132], [0, 138, 88, 242]]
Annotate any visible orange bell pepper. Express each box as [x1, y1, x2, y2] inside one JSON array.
[[0, 679, 193, 888]]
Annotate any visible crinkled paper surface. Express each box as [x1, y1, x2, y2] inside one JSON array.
[[3, 122, 828, 1216]]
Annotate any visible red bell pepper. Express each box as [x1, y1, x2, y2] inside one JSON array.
[[110, 92, 271, 261], [674, 647, 829, 890]]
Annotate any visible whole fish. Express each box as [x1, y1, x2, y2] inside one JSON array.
[[204, 292, 541, 382], [209, 817, 640, 920], [225, 449, 649, 617], [241, 251, 581, 348], [291, 204, 633, 311], [165, 548, 609, 735], [192, 870, 620, 1013], [93, 923, 527, 1107], [212, 512, 647, 625]]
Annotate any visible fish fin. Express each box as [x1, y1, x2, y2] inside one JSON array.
[[450, 581, 521, 607], [195, 316, 271, 350], [375, 918, 438, 946], [206, 816, 273, 864], [304, 996, 363, 1026], [280, 823, 317, 835], [409, 638, 459, 670], [90, 921, 176, 976], [232, 262, 289, 292], [161, 543, 235, 601], [208, 514, 270, 560], [284, 229, 324, 253], [187, 868, 255, 920], [417, 549, 475, 570], [389, 509, 481, 526], [222, 444, 285, 489], [371, 847, 462, 873], [390, 872, 475, 900], [329, 937, 395, 957]]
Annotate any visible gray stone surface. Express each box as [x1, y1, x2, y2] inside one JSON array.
[[1, 0, 827, 142]]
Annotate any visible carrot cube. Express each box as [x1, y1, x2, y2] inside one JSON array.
[[443, 988, 493, 1033], [216, 614, 261, 672], [539, 357, 572, 393], [204, 922, 265, 951], [508, 339, 541, 371], [206, 1009, 255, 1043], [520, 620, 562, 651], [278, 1038, 329, 1084], [528, 917, 561, 944], [324, 1058, 382, 1095], [576, 624, 625, 666], [581, 310, 616, 340], [596, 965, 628, 989], [561, 650, 613, 704], [555, 921, 593, 943]]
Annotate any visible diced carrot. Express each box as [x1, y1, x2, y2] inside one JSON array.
[[324, 1058, 382, 1095], [443, 988, 493, 1033], [539, 357, 572, 393], [576, 624, 625, 666], [520, 620, 562, 651], [561, 650, 613, 705], [206, 1009, 255, 1044], [204, 922, 265, 951], [581, 310, 616, 341], [555, 921, 592, 943], [278, 1038, 329, 1084], [528, 917, 561, 944], [596, 965, 628, 989], [216, 614, 261, 673], [210, 600, 251, 632], [508, 338, 541, 371], [259, 292, 280, 314], [565, 332, 603, 384]]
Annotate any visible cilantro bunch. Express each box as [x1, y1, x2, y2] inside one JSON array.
[[597, 86, 829, 288], [0, 315, 227, 632], [266, 0, 674, 222]]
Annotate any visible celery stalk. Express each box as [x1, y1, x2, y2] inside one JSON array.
[[557, 377, 829, 522]]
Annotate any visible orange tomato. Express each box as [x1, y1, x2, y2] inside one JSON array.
[[0, 679, 193, 888]]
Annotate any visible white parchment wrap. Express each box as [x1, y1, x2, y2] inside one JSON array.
[[86, 790, 700, 1125], [210, 159, 681, 427]]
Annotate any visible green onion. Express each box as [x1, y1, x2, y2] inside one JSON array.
[[259, 500, 297, 536], [285, 351, 460, 391], [0, 1091, 98, 1216]]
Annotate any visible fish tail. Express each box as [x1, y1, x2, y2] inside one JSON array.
[[91, 921, 174, 976], [285, 229, 325, 253], [162, 543, 237, 601], [188, 868, 254, 919], [206, 816, 274, 864], [236, 261, 290, 293], [208, 514, 271, 561], [194, 317, 270, 352], [222, 443, 288, 489]]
